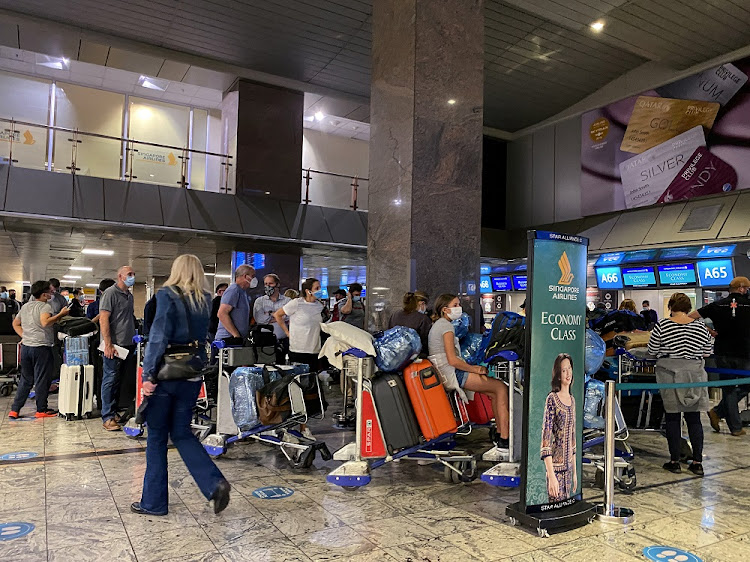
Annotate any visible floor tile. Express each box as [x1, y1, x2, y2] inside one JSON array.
[[201, 513, 282, 549], [220, 537, 311, 562], [351, 515, 438, 547], [442, 524, 537, 560], [46, 515, 129, 550], [128, 526, 217, 562], [48, 539, 136, 562], [385, 536, 485, 561], [289, 526, 375, 561], [264, 504, 345, 537]]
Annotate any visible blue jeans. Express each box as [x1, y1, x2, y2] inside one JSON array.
[[12, 345, 53, 413], [140, 379, 225, 513], [101, 345, 136, 422]]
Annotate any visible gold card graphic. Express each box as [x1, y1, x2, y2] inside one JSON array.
[[558, 252, 574, 285], [620, 96, 719, 154]]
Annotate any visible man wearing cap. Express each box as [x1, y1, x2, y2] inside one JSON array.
[[691, 276, 750, 436]]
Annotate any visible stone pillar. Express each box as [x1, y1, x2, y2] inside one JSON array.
[[367, 0, 484, 330], [223, 80, 303, 200]]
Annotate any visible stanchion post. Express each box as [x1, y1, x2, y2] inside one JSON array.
[[596, 380, 635, 524]]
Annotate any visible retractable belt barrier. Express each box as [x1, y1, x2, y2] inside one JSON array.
[[616, 366, 750, 392]]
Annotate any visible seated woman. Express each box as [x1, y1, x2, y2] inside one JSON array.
[[388, 292, 433, 355], [647, 292, 713, 476], [428, 293, 510, 449]]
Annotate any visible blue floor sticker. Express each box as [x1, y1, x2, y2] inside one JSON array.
[[251, 486, 294, 499], [0, 522, 35, 541], [0, 452, 39, 461], [643, 546, 702, 562]]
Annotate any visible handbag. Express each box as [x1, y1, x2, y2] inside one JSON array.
[[157, 287, 204, 381], [256, 371, 295, 425]]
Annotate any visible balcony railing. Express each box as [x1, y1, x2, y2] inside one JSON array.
[[0, 117, 233, 192], [302, 168, 369, 211]]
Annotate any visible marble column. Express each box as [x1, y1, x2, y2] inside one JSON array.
[[223, 80, 303, 200], [367, 0, 484, 330]]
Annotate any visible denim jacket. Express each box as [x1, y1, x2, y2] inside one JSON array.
[[142, 287, 211, 381]]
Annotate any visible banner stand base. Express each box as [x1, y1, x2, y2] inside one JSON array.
[[506, 501, 595, 538]]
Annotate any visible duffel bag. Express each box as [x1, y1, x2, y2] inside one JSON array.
[[57, 316, 97, 336], [256, 372, 295, 425]]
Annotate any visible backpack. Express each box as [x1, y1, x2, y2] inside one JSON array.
[[589, 310, 646, 334], [484, 311, 526, 363]]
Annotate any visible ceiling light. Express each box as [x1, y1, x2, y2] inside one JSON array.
[[314, 111, 325, 121], [590, 20, 605, 32], [35, 54, 70, 70], [82, 248, 114, 256], [204, 272, 215, 276], [447, 99, 456, 105], [85, 283, 99, 288], [138, 75, 169, 92], [135, 107, 152, 120], [214, 274, 232, 279], [15, 280, 29, 285], [69, 266, 93, 272], [265, 191, 271, 195], [63, 275, 81, 280]]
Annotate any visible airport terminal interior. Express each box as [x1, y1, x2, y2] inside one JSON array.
[[3, 0, 750, 561]]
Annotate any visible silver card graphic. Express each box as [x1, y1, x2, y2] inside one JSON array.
[[657, 63, 748, 106], [619, 126, 706, 209]]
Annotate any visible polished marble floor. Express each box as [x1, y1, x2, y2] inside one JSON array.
[[1, 386, 750, 562]]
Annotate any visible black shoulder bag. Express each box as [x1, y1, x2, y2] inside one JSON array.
[[157, 287, 205, 381]]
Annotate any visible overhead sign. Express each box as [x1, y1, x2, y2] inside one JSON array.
[[697, 245, 736, 258], [480, 265, 491, 275], [595, 267, 623, 290], [508, 231, 592, 530], [491, 276, 512, 292], [512, 275, 527, 291], [658, 263, 697, 286], [659, 247, 699, 260], [696, 259, 734, 287], [479, 276, 492, 292], [622, 266, 657, 288], [622, 249, 658, 263], [594, 252, 625, 266]]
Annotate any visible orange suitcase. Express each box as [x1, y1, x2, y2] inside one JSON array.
[[403, 359, 457, 440]]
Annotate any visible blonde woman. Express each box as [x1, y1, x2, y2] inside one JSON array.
[[132, 255, 230, 516]]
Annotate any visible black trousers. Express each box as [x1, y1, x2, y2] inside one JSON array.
[[665, 411, 703, 463]]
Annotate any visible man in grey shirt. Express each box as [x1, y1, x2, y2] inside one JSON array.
[[47, 278, 69, 314], [9, 280, 69, 419], [100, 265, 137, 431]]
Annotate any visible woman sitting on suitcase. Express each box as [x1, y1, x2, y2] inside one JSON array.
[[428, 294, 510, 450], [132, 254, 230, 516]]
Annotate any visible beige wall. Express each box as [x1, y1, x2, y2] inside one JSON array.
[[0, 70, 50, 170]]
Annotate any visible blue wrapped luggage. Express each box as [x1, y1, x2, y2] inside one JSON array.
[[374, 326, 422, 372]]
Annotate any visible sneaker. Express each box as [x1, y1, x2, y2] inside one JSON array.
[[731, 429, 746, 436], [8, 411, 20, 420], [494, 437, 510, 450], [130, 502, 167, 516], [35, 409, 58, 418], [707, 409, 721, 433], [688, 463, 704, 477], [103, 419, 122, 431], [662, 461, 681, 474], [300, 427, 316, 441]]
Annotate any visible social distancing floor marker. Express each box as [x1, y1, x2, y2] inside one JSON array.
[[0, 522, 35, 541], [643, 546, 702, 562], [251, 486, 294, 499], [0, 452, 38, 461]]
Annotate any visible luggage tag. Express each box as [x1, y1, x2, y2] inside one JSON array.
[[657, 147, 737, 204]]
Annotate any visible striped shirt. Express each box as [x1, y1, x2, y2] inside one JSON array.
[[647, 319, 713, 360]]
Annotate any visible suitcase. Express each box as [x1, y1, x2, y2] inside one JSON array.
[[58, 364, 95, 420], [371, 372, 421, 453], [466, 392, 493, 424], [403, 360, 457, 440]]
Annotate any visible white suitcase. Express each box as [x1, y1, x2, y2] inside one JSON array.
[[58, 364, 95, 420]]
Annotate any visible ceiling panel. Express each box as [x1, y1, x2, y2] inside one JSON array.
[[2, 0, 750, 131]]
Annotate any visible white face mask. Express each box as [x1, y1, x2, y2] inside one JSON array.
[[446, 306, 463, 321], [249, 277, 258, 289]]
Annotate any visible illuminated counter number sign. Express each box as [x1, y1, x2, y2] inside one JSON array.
[[596, 267, 623, 289], [697, 259, 734, 287]]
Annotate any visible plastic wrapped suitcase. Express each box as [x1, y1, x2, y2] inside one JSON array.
[[58, 364, 95, 420], [403, 359, 457, 440], [371, 372, 421, 453], [466, 392, 493, 425]]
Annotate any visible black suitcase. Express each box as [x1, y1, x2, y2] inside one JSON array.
[[372, 372, 421, 453]]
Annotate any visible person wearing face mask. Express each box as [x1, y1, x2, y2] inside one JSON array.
[[389, 292, 433, 356], [68, 288, 86, 318], [330, 289, 348, 322], [208, 283, 229, 344], [99, 265, 138, 431], [415, 291, 430, 316], [274, 277, 325, 372], [253, 274, 291, 363], [7, 288, 22, 315], [339, 283, 365, 330], [46, 278, 69, 314], [428, 293, 511, 450], [216, 265, 257, 347], [9, 280, 70, 419]]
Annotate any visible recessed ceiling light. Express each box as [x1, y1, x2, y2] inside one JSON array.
[[214, 274, 232, 279], [69, 266, 93, 272], [35, 54, 70, 70], [63, 275, 81, 280], [85, 283, 99, 288], [138, 75, 169, 91], [590, 20, 605, 32], [265, 191, 271, 195], [15, 280, 29, 285], [314, 111, 325, 121], [447, 99, 457, 105], [204, 273, 215, 276], [82, 248, 114, 256]]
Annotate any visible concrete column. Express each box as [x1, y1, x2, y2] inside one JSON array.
[[367, 0, 484, 329]]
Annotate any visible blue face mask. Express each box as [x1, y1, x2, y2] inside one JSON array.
[[0, 292, 7, 299], [124, 275, 136, 288], [312, 289, 324, 299], [352, 296, 361, 303]]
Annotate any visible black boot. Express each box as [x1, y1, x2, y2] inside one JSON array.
[[210, 479, 231, 514]]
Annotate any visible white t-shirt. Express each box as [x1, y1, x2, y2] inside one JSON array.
[[282, 298, 324, 354]]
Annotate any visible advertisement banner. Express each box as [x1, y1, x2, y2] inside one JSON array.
[[581, 58, 750, 216], [521, 231, 588, 513]]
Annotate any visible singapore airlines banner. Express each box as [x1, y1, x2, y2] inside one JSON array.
[[581, 56, 750, 216]]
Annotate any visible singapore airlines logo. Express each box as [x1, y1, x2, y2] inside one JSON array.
[[558, 252, 574, 285]]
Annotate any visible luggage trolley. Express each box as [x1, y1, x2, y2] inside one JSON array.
[[327, 348, 477, 489], [0, 342, 21, 397], [480, 351, 524, 488], [201, 341, 332, 469]]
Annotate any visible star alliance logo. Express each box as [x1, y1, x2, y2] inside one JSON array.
[[558, 252, 574, 285]]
